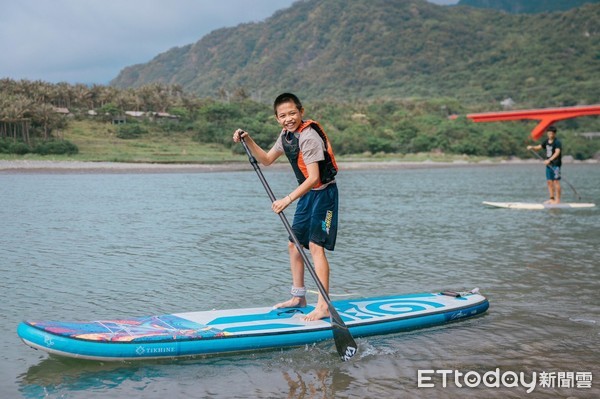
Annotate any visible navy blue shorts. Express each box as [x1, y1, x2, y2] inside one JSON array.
[[546, 165, 561, 181], [290, 183, 338, 251]]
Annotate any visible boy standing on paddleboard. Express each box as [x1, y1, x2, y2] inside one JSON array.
[[527, 126, 562, 204], [233, 93, 339, 321]]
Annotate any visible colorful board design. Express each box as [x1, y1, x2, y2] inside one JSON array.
[[483, 201, 596, 210], [18, 290, 488, 361]]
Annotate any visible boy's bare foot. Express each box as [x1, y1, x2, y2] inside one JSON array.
[[274, 296, 306, 309], [302, 305, 330, 321]]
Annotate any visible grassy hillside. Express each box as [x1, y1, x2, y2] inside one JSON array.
[[3, 99, 598, 164], [0, 119, 489, 164], [458, 0, 600, 14], [111, 0, 600, 108], [0, 120, 520, 165], [0, 120, 240, 164]]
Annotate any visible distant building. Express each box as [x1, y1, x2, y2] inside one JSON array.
[[53, 107, 70, 114], [500, 98, 515, 109], [152, 112, 179, 119], [125, 111, 146, 118], [112, 116, 126, 125], [579, 132, 600, 140]]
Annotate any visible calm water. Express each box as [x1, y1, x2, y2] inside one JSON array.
[[1, 163, 599, 398]]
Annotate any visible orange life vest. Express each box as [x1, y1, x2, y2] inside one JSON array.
[[281, 120, 338, 188]]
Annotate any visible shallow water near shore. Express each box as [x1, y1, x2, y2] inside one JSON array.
[[1, 163, 599, 398]]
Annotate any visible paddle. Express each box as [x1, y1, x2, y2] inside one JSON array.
[[239, 135, 358, 361], [528, 148, 581, 200]]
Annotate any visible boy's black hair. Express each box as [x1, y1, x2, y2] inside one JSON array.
[[273, 93, 303, 115], [547, 125, 557, 133]]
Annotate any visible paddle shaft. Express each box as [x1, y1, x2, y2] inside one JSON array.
[[239, 136, 357, 361], [528, 148, 581, 200]]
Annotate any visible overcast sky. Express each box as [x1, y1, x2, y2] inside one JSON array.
[[0, 0, 459, 85]]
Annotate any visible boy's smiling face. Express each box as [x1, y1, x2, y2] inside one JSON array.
[[275, 101, 304, 132]]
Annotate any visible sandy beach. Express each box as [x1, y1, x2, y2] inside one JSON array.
[[0, 158, 560, 174], [0, 158, 596, 174], [0, 160, 253, 174]]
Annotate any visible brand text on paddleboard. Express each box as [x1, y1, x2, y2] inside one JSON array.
[[417, 369, 593, 393]]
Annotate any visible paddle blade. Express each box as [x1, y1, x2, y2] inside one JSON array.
[[331, 317, 358, 361]]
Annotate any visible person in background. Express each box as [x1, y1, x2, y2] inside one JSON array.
[[527, 126, 562, 204], [233, 93, 339, 321]]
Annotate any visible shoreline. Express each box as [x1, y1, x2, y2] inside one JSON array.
[[0, 158, 597, 174]]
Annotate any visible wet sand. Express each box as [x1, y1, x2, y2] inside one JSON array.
[[0, 158, 572, 174]]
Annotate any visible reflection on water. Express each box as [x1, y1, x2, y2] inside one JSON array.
[[2, 164, 599, 398]]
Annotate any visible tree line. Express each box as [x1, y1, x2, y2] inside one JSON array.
[[1, 78, 598, 159]]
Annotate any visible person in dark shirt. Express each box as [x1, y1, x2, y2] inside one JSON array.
[[527, 126, 562, 204]]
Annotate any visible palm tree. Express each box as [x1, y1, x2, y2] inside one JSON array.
[[34, 103, 59, 140], [73, 83, 92, 110], [0, 93, 32, 143]]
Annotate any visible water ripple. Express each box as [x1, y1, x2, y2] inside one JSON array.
[[2, 164, 599, 398]]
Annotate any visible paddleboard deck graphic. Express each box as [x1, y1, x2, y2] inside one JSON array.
[[483, 201, 596, 210], [18, 290, 489, 361]]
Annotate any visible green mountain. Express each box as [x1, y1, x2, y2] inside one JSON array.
[[111, 0, 600, 107], [457, 0, 600, 14]]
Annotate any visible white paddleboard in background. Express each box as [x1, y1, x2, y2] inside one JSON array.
[[483, 201, 596, 210]]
